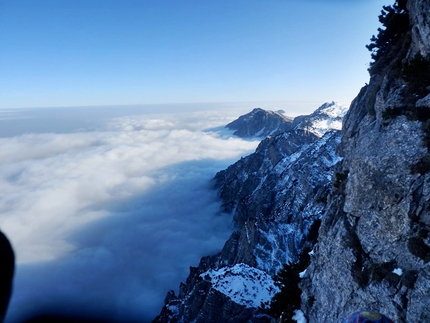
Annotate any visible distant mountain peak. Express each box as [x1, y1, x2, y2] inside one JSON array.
[[313, 101, 348, 118], [226, 102, 348, 139], [293, 101, 348, 137], [225, 108, 294, 138]]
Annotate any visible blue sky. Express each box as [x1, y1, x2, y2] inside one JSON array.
[[1, 0, 388, 112]]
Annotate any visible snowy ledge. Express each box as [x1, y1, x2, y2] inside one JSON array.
[[200, 263, 279, 308]]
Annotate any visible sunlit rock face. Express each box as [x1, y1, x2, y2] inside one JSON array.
[[154, 104, 346, 323], [302, 1, 430, 322], [155, 2, 430, 321]]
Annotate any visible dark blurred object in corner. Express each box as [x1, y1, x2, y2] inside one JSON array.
[[0, 231, 14, 323]]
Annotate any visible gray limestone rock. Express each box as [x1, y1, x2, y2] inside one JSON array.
[[155, 127, 343, 323], [155, 2, 430, 322], [407, 0, 430, 58], [302, 1, 430, 321]]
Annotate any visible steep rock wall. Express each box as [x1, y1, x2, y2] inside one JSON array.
[[302, 1, 430, 322], [155, 128, 342, 323]]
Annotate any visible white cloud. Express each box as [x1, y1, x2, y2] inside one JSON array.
[[1, 108, 259, 322]]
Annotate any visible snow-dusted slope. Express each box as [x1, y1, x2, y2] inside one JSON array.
[[225, 102, 348, 140], [217, 130, 342, 274], [156, 0, 430, 320], [200, 264, 279, 308], [293, 101, 348, 137], [154, 103, 347, 323], [302, 2, 430, 320]]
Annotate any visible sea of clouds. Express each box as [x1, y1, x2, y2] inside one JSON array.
[[0, 105, 260, 322]]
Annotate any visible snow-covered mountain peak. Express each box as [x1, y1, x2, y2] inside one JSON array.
[[313, 101, 348, 118], [225, 108, 294, 138], [225, 102, 348, 139], [293, 101, 348, 137]]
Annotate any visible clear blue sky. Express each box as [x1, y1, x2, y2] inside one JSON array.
[[0, 0, 388, 110]]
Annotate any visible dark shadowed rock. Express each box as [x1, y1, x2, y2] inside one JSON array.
[[0, 231, 14, 323], [225, 108, 294, 138], [155, 126, 343, 322]]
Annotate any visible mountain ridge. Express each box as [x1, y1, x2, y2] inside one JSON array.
[[225, 102, 347, 139], [155, 1, 430, 321], [154, 102, 346, 323]]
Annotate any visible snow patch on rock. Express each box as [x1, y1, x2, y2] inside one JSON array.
[[201, 263, 279, 308], [292, 309, 307, 323], [392, 268, 403, 276]]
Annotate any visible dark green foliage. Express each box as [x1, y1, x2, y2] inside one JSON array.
[[410, 155, 430, 175], [344, 228, 369, 287], [366, 1, 410, 74], [335, 170, 349, 182], [402, 270, 418, 289], [345, 228, 362, 252], [385, 272, 402, 286], [422, 120, 430, 148], [307, 296, 315, 308], [382, 105, 430, 123], [369, 261, 396, 283], [352, 266, 370, 287], [400, 53, 430, 119], [316, 190, 329, 204], [333, 170, 349, 189], [382, 106, 404, 120], [380, 80, 430, 174], [262, 248, 311, 322], [261, 219, 322, 321], [412, 106, 430, 174], [306, 219, 321, 244], [364, 261, 406, 287], [418, 229, 429, 239], [407, 236, 430, 262], [380, 54, 430, 126], [402, 53, 430, 98], [342, 218, 378, 288]]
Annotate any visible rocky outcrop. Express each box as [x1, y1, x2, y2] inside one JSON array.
[[225, 108, 294, 138], [301, 1, 430, 322], [155, 111, 344, 322], [408, 0, 430, 56], [216, 130, 341, 273], [214, 129, 318, 216], [155, 1, 430, 322]]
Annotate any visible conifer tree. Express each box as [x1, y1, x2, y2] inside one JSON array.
[[366, 0, 409, 69]]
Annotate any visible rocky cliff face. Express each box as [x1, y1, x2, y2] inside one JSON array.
[[155, 1, 430, 322], [154, 105, 345, 323], [302, 1, 430, 322], [292, 102, 348, 137]]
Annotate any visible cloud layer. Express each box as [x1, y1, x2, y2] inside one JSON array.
[[0, 107, 258, 322]]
